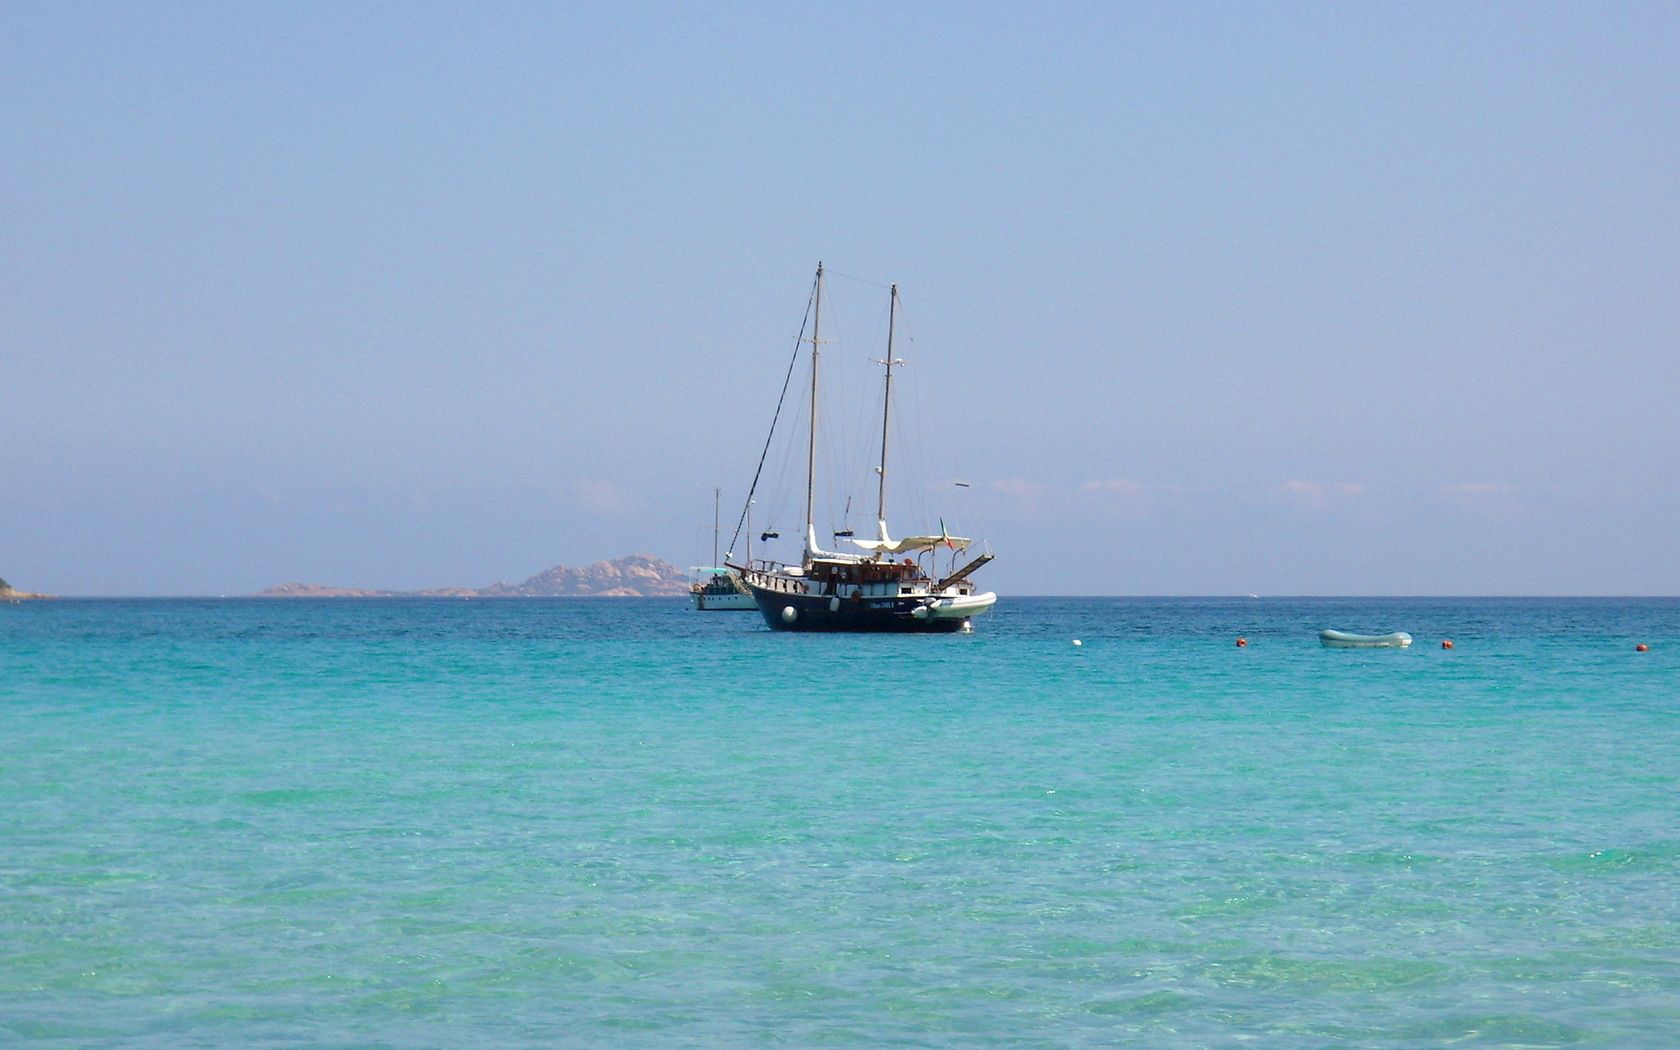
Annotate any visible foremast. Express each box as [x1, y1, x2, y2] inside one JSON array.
[[803, 262, 824, 563], [874, 283, 901, 545]]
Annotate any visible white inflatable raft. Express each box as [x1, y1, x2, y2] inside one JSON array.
[[910, 591, 999, 621], [1319, 629, 1413, 649]]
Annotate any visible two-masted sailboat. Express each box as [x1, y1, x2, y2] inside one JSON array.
[[729, 264, 997, 633]]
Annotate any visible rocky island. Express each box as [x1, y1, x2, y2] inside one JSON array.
[[257, 554, 689, 598], [0, 576, 50, 600]]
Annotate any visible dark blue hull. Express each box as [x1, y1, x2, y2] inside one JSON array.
[[746, 586, 969, 633]]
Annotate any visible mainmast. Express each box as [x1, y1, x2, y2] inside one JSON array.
[[876, 283, 900, 526], [804, 262, 823, 557]]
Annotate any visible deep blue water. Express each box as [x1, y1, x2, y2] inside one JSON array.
[[3, 597, 1678, 1046]]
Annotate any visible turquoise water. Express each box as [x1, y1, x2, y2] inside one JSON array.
[[3, 597, 1678, 1046]]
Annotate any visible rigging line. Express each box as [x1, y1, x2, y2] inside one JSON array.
[[849, 288, 894, 531], [833, 346, 871, 538], [767, 396, 806, 528], [728, 274, 817, 561], [897, 299, 937, 535], [821, 296, 847, 540], [827, 268, 893, 291], [763, 384, 810, 559]]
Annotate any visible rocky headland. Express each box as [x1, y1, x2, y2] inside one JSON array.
[[0, 577, 50, 600], [257, 554, 689, 598]]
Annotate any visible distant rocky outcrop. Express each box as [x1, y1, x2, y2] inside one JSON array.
[[0, 577, 50, 600], [476, 554, 689, 597], [256, 554, 689, 598], [256, 583, 400, 598]]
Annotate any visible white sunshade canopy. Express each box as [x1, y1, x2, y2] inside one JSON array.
[[847, 520, 970, 555]]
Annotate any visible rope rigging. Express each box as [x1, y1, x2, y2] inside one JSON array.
[[726, 272, 817, 563]]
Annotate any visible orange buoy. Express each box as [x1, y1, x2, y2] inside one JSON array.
[[1636, 643, 1649, 652], [1441, 640, 1454, 650], [1236, 637, 1247, 647]]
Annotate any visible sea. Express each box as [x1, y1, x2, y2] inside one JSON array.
[[3, 596, 1677, 1047]]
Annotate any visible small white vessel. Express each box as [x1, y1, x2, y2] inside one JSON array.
[[1320, 629, 1413, 649], [691, 568, 756, 610], [691, 489, 756, 611]]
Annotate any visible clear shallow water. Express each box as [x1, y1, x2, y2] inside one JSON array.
[[3, 597, 1678, 1046]]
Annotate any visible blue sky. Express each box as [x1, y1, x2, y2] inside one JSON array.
[[4, 2, 1677, 595]]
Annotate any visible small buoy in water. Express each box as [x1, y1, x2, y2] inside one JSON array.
[[1072, 639, 1082, 647], [1442, 640, 1454, 650], [1636, 643, 1649, 652], [1236, 637, 1247, 647], [781, 605, 797, 624]]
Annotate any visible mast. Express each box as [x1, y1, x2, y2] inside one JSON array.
[[804, 262, 823, 557], [712, 487, 720, 568], [876, 283, 899, 525]]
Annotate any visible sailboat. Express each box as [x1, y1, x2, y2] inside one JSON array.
[[730, 264, 997, 633], [691, 488, 755, 610]]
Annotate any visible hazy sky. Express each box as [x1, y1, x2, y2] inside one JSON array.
[[5, 3, 1677, 596]]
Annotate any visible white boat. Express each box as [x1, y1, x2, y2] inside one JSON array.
[[691, 489, 755, 611], [1320, 629, 1413, 648], [690, 568, 756, 610], [729, 264, 997, 633]]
